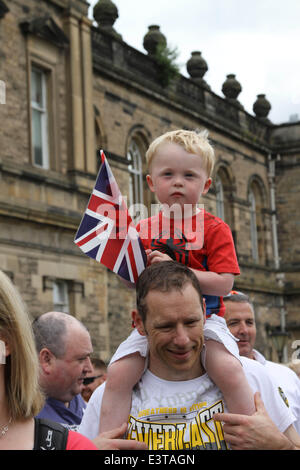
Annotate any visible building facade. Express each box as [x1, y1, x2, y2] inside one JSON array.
[[0, 0, 299, 362]]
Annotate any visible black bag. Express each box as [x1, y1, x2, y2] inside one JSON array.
[[34, 418, 69, 450]]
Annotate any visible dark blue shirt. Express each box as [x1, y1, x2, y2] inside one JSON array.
[[36, 395, 86, 431]]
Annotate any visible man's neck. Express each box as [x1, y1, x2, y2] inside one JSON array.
[[250, 351, 256, 360], [147, 361, 205, 382], [46, 396, 70, 408]]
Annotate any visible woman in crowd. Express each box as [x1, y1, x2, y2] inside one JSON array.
[[0, 269, 97, 450]]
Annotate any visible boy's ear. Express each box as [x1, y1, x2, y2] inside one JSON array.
[[146, 174, 155, 193], [202, 178, 212, 196], [131, 310, 146, 336]]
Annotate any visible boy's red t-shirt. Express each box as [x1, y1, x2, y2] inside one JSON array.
[[137, 210, 240, 317]]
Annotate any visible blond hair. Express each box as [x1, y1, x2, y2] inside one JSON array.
[[0, 271, 44, 420], [146, 129, 215, 177]]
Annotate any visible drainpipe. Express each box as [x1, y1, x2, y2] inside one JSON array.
[[268, 154, 288, 362], [268, 154, 280, 270]]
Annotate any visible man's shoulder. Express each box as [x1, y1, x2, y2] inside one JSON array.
[[72, 393, 87, 408], [240, 356, 296, 401], [36, 397, 61, 418], [265, 360, 300, 384], [240, 355, 272, 385], [240, 355, 266, 372]]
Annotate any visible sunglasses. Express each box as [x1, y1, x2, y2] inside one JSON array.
[[83, 375, 103, 386]]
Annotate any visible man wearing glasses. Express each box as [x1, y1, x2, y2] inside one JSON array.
[[82, 358, 107, 403]]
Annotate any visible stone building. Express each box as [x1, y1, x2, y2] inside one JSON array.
[[0, 0, 299, 363]]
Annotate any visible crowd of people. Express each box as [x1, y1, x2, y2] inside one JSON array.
[[1, 129, 300, 451]]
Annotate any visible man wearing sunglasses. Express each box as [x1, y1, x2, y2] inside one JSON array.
[[82, 358, 107, 403]]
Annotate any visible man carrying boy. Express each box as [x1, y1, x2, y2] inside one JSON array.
[[99, 129, 255, 432], [79, 262, 299, 450]]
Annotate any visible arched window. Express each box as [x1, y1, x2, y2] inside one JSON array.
[[248, 178, 266, 263], [126, 129, 153, 225], [214, 165, 234, 228]]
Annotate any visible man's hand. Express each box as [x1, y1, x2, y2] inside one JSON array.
[[93, 423, 148, 450], [213, 392, 294, 450], [146, 249, 172, 265]]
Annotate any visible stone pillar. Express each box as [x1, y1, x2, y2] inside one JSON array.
[[64, 12, 85, 172], [80, 16, 95, 175]]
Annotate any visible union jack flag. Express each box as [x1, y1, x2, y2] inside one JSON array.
[[74, 151, 147, 283]]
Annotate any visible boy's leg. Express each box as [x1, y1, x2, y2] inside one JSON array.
[[205, 340, 255, 415], [99, 353, 146, 432]]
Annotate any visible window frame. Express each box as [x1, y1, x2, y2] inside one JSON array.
[[127, 139, 144, 208], [52, 279, 70, 313]]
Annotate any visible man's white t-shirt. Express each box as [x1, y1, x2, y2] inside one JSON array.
[[79, 356, 295, 450], [253, 349, 300, 434]]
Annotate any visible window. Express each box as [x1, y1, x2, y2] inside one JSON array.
[[248, 179, 266, 263], [215, 175, 224, 220], [127, 139, 144, 208], [53, 280, 69, 313], [31, 66, 49, 169], [214, 166, 234, 227], [0, 80, 5, 105]]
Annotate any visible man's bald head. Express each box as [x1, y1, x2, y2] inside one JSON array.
[[32, 311, 88, 358]]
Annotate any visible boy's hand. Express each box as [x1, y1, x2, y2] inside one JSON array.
[[146, 249, 173, 265]]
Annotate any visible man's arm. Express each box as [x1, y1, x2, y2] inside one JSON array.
[[213, 392, 300, 450]]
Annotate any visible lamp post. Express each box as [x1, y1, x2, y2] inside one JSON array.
[[266, 324, 289, 363]]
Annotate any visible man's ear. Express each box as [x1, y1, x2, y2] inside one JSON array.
[[131, 310, 146, 336], [39, 348, 55, 374]]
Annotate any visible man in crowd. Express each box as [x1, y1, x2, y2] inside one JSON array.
[[79, 261, 299, 450], [33, 311, 93, 430], [32, 311, 147, 450], [223, 291, 300, 433], [81, 357, 107, 403]]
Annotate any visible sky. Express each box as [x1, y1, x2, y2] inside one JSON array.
[[88, 0, 300, 125]]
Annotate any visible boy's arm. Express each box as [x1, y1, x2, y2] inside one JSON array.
[[189, 270, 234, 296], [148, 250, 234, 296]]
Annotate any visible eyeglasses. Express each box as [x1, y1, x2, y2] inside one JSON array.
[[83, 375, 103, 386]]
